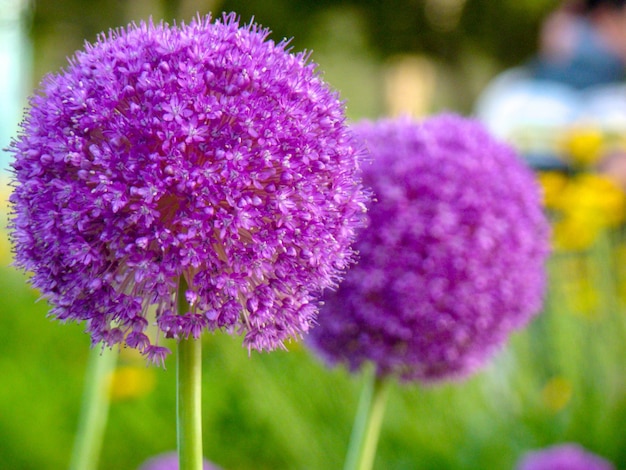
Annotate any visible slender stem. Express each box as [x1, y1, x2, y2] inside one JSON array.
[[343, 371, 391, 470], [69, 345, 117, 470], [177, 277, 203, 470]]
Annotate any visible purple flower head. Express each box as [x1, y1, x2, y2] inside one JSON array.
[[138, 452, 220, 470], [9, 13, 367, 363], [516, 443, 615, 470], [308, 115, 550, 383]]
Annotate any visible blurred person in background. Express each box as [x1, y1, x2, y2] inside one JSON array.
[[475, 0, 626, 188], [534, 0, 626, 89]]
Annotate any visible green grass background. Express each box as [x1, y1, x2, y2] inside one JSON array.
[[1, 228, 625, 469]]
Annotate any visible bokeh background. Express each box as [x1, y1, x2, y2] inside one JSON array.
[[1, 0, 625, 469]]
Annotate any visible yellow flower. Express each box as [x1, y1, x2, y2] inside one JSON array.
[[541, 376, 572, 412], [553, 216, 601, 251], [108, 365, 155, 400], [561, 126, 604, 167], [575, 175, 626, 226], [0, 181, 12, 265], [0, 234, 12, 266], [550, 174, 625, 250], [537, 171, 568, 209]]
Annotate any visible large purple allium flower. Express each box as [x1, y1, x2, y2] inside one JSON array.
[[9, 13, 367, 364], [138, 452, 220, 470], [516, 443, 615, 470], [308, 115, 549, 382]]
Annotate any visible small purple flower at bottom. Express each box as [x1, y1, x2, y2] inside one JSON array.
[[516, 443, 615, 470], [138, 452, 221, 470], [9, 13, 367, 364], [308, 115, 550, 383]]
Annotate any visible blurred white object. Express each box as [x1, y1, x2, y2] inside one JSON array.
[[0, 0, 31, 176], [475, 66, 626, 170]]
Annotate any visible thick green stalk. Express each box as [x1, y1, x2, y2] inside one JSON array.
[[177, 277, 203, 470], [343, 372, 391, 470], [69, 345, 117, 470]]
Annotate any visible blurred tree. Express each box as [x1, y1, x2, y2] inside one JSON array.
[[210, 0, 559, 110], [219, 0, 558, 67], [25, 0, 560, 114], [29, 0, 557, 70]]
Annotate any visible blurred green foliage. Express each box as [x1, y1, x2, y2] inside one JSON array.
[[25, 0, 559, 115], [29, 0, 558, 66], [1, 232, 625, 469]]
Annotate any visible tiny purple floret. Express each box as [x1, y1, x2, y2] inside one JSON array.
[[138, 452, 220, 470], [516, 443, 615, 470], [308, 115, 550, 383], [9, 13, 367, 361]]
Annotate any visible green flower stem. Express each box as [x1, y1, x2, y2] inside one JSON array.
[[69, 345, 117, 470], [177, 277, 203, 470], [343, 371, 391, 470]]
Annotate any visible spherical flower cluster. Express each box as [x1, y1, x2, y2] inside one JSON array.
[[308, 115, 549, 382], [9, 13, 367, 364], [138, 452, 220, 470], [516, 443, 614, 470]]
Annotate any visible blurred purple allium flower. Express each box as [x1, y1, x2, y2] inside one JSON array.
[[8, 13, 367, 364], [308, 115, 549, 383], [516, 443, 614, 470], [138, 452, 220, 470]]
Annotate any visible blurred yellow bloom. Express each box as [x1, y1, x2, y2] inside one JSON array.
[[541, 174, 626, 250], [560, 276, 600, 319], [562, 174, 625, 225], [552, 216, 600, 251], [284, 338, 302, 352], [108, 365, 155, 401], [561, 126, 604, 167], [541, 376, 572, 412], [537, 172, 568, 209], [0, 235, 12, 266], [0, 180, 12, 265]]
